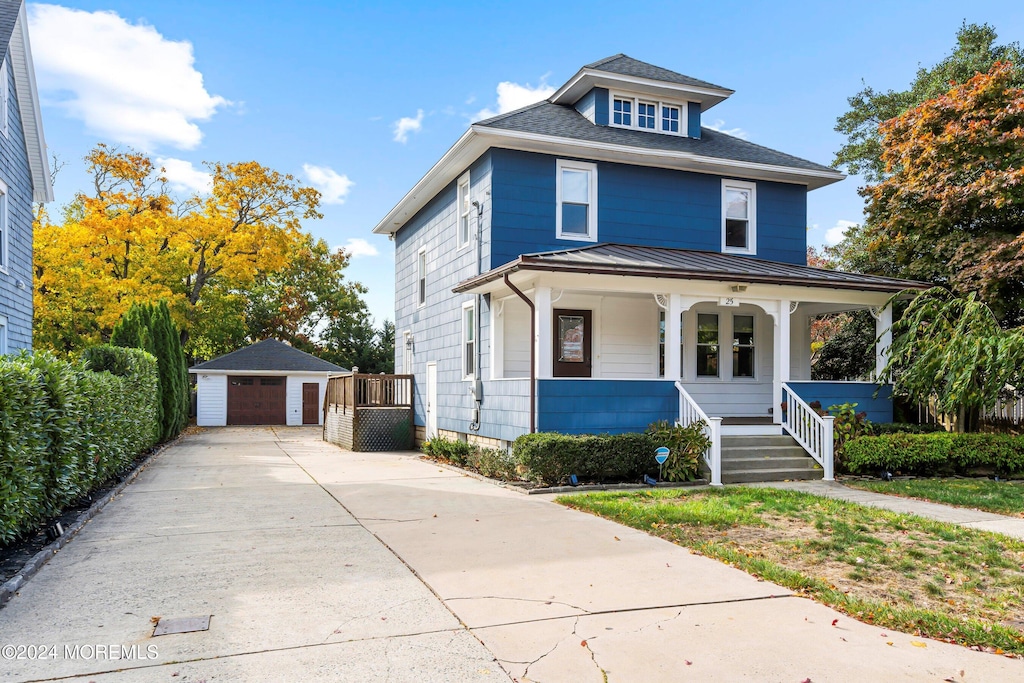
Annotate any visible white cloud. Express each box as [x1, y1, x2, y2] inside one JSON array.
[[393, 109, 424, 143], [824, 219, 859, 246], [302, 164, 353, 205], [706, 119, 749, 140], [157, 157, 212, 194], [474, 79, 555, 121], [340, 238, 379, 258], [29, 4, 227, 151]]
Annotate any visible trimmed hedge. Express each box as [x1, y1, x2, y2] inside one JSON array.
[[513, 432, 661, 486], [869, 422, 945, 435], [0, 347, 160, 543], [843, 433, 1024, 476]]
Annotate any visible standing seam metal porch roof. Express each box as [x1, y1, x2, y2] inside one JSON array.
[[453, 243, 930, 294]]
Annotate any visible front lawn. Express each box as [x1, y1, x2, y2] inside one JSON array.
[[558, 487, 1024, 655], [845, 478, 1024, 517]]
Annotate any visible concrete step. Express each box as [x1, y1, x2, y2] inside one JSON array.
[[721, 456, 819, 472], [721, 445, 809, 460], [722, 468, 824, 484], [721, 435, 799, 448]]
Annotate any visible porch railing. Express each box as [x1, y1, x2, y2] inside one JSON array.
[[675, 381, 722, 486], [781, 383, 834, 481]]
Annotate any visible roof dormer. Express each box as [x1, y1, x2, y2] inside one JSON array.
[[553, 54, 733, 140]]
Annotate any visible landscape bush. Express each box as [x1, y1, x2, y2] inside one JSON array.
[[869, 422, 945, 435], [0, 347, 160, 544], [646, 420, 711, 482], [843, 433, 1024, 476], [512, 432, 664, 486]]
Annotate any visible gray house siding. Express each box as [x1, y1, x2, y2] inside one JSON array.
[[0, 55, 34, 352], [394, 152, 504, 439]]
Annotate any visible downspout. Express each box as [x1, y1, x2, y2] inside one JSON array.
[[469, 199, 485, 431], [503, 273, 536, 434]]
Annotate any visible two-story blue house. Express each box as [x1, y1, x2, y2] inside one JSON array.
[[0, 0, 53, 354], [375, 55, 922, 483]]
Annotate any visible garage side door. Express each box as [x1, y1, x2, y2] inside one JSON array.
[[227, 376, 287, 425]]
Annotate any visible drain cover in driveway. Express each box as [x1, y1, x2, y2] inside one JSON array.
[[153, 615, 211, 636]]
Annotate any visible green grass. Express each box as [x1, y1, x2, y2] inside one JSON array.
[[845, 478, 1024, 517], [558, 487, 1024, 655]]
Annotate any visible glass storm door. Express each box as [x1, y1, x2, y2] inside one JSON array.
[[552, 309, 592, 378]]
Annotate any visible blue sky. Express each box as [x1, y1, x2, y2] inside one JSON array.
[[28, 1, 1024, 323]]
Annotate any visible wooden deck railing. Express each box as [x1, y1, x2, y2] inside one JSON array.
[[325, 373, 414, 413]]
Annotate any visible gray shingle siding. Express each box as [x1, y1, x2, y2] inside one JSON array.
[[394, 151, 527, 440], [0, 53, 35, 352]]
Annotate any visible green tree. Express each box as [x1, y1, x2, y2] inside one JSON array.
[[834, 22, 1023, 182]]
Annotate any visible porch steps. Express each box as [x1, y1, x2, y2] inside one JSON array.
[[718, 435, 823, 484]]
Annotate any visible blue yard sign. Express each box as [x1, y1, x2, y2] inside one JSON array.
[[654, 447, 670, 465]]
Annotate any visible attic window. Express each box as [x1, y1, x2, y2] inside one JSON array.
[[610, 92, 688, 137]]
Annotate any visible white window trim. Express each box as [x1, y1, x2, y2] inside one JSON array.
[[0, 178, 8, 273], [695, 312, 720, 379], [417, 247, 427, 308], [1, 59, 8, 139], [456, 172, 471, 251], [462, 300, 476, 380], [609, 91, 688, 137], [0, 314, 7, 354], [732, 313, 756, 379], [555, 159, 598, 242], [722, 179, 757, 256]]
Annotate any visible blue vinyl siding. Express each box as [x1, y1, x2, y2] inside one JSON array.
[[593, 87, 609, 126], [786, 382, 894, 424], [490, 149, 808, 267], [687, 102, 701, 139], [537, 379, 678, 434], [0, 57, 37, 352]]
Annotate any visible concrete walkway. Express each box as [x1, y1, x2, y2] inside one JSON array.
[[756, 480, 1024, 539], [2, 428, 1022, 682]]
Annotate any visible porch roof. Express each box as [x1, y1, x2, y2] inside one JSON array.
[[453, 243, 929, 294]]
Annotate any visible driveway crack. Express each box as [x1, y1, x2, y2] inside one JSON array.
[[445, 595, 592, 615]]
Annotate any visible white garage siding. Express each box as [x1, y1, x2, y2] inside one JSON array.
[[196, 374, 228, 426], [286, 374, 330, 426]]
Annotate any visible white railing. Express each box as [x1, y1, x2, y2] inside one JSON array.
[[781, 383, 835, 481], [676, 381, 722, 486]]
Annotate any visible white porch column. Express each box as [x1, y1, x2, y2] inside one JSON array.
[[875, 303, 893, 380], [535, 286, 553, 378], [773, 300, 792, 425], [666, 294, 683, 380]]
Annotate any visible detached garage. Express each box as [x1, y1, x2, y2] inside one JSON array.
[[190, 339, 346, 426]]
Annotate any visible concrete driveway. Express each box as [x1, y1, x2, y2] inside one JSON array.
[[2, 427, 1022, 681]]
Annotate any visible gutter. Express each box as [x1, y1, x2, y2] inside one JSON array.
[[503, 273, 536, 434]]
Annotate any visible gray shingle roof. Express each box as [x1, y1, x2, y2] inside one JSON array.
[[0, 1, 21, 65], [191, 339, 346, 372], [475, 101, 837, 174], [584, 54, 730, 92], [454, 243, 928, 294]]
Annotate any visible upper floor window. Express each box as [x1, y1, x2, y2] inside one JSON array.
[[722, 180, 756, 255], [417, 248, 426, 307], [457, 173, 471, 250], [462, 301, 475, 379], [1, 59, 8, 138], [611, 92, 687, 136], [0, 182, 8, 271], [556, 159, 597, 242]]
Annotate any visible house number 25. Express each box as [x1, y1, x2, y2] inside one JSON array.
[[719, 296, 740, 307]]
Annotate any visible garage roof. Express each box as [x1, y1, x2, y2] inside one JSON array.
[[191, 339, 347, 373]]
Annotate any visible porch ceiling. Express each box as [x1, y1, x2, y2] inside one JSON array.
[[453, 243, 929, 295]]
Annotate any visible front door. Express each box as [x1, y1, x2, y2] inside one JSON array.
[[302, 382, 319, 424], [553, 309, 592, 377], [425, 362, 438, 437]]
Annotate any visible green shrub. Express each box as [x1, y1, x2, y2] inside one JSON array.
[[843, 433, 1024, 476], [511, 432, 662, 486], [474, 447, 518, 480], [647, 420, 710, 481], [0, 347, 160, 544], [422, 436, 474, 467], [869, 422, 945, 435]]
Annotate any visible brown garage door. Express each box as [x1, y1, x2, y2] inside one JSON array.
[[227, 376, 287, 425]]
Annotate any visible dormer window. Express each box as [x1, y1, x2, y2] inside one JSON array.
[[610, 92, 688, 136]]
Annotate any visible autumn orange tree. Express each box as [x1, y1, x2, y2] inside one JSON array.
[[34, 146, 372, 361], [861, 61, 1024, 324]]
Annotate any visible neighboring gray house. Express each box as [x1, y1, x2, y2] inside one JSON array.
[[0, 0, 52, 353], [190, 339, 346, 426]]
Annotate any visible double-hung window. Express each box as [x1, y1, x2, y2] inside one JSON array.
[[556, 159, 597, 242], [722, 180, 756, 254], [0, 182, 8, 271], [732, 315, 755, 377], [457, 173, 471, 249], [1, 59, 8, 138], [696, 313, 719, 377], [0, 315, 7, 355], [417, 248, 426, 307], [462, 301, 475, 379]]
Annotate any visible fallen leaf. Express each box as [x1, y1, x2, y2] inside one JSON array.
[[580, 640, 588, 647], [685, 660, 692, 665], [614, 536, 620, 541], [886, 642, 894, 646], [831, 619, 838, 627], [911, 641, 927, 648], [150, 616, 161, 625]]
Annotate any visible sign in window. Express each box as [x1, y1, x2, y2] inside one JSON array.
[[558, 315, 585, 362]]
